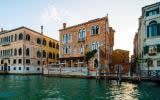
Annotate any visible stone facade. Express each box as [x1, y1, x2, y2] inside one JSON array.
[[137, 2, 160, 77], [59, 16, 115, 71], [0, 26, 59, 74]]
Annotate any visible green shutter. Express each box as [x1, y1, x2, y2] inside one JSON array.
[[157, 44, 160, 52], [157, 24, 160, 36], [147, 26, 149, 37]]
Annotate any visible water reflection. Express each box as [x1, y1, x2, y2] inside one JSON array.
[[0, 75, 160, 100]]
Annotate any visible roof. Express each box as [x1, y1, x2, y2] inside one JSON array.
[[142, 2, 160, 9], [114, 49, 129, 53], [0, 26, 59, 42], [59, 16, 108, 31]]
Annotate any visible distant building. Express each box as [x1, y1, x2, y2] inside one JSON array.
[[137, 2, 160, 77], [59, 16, 115, 71], [112, 49, 130, 74], [0, 26, 59, 74]]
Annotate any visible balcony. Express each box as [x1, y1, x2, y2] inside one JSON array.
[[1, 42, 11, 46], [78, 38, 85, 42]]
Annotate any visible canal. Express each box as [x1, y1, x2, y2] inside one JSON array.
[[0, 75, 160, 100]]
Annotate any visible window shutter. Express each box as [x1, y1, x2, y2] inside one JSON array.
[[157, 44, 160, 52], [147, 26, 149, 37], [157, 24, 160, 36]]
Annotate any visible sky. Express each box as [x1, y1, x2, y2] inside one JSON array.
[[0, 0, 158, 56]]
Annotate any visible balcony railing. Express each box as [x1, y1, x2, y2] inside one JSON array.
[[78, 38, 85, 42], [1, 42, 11, 46]]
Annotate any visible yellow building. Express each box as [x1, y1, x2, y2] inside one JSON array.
[[0, 26, 59, 74]]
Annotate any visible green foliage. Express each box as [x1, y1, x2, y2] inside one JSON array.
[[85, 49, 97, 64]]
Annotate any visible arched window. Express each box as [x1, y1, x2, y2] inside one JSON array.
[[15, 34, 17, 41], [147, 21, 158, 37], [26, 34, 30, 41], [49, 52, 52, 58], [37, 38, 41, 44], [56, 43, 59, 49], [96, 25, 99, 34], [49, 41, 52, 47], [43, 39, 46, 46], [52, 53, 55, 59], [18, 48, 22, 55], [37, 51, 41, 58], [14, 49, 17, 56], [26, 48, 30, 56], [19, 33, 23, 40], [91, 26, 95, 35], [52, 42, 55, 48], [43, 50, 46, 58]]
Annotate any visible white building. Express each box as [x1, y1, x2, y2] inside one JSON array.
[[137, 2, 160, 77]]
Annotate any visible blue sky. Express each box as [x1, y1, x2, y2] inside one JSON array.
[[0, 0, 158, 55]]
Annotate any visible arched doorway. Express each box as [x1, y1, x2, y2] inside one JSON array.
[[4, 63, 7, 72], [94, 59, 98, 68]]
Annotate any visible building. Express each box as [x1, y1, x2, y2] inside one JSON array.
[[137, 2, 160, 77], [111, 49, 130, 74], [0, 26, 59, 74], [59, 16, 115, 72]]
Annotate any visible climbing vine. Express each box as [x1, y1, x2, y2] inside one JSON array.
[[85, 49, 97, 64]]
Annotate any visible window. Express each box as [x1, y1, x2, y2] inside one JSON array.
[[18, 59, 22, 64], [26, 34, 30, 41], [52, 53, 55, 59], [14, 49, 17, 56], [26, 67, 29, 71], [37, 51, 41, 58], [37, 68, 40, 71], [147, 21, 160, 37], [13, 67, 16, 70], [49, 41, 52, 47], [26, 59, 30, 64], [43, 50, 46, 58], [15, 34, 17, 41], [43, 39, 46, 46], [56, 43, 59, 49], [11, 35, 13, 42], [37, 38, 41, 44], [63, 33, 71, 43], [1, 60, 3, 64], [13, 59, 16, 64], [80, 45, 84, 54], [49, 52, 52, 58], [63, 46, 70, 54], [144, 46, 149, 55], [92, 42, 99, 50], [78, 29, 85, 41], [146, 8, 159, 17], [8, 66, 10, 71], [18, 48, 22, 55], [37, 61, 40, 65], [26, 48, 30, 56], [52, 42, 55, 48], [157, 44, 160, 53], [19, 67, 21, 70], [19, 33, 23, 40], [91, 25, 99, 35]]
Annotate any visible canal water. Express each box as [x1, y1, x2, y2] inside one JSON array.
[[0, 75, 160, 100]]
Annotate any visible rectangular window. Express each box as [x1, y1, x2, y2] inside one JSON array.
[[63, 33, 71, 43], [80, 46, 84, 54], [146, 8, 159, 17], [13, 59, 16, 64], [1, 60, 3, 64], [26, 59, 30, 64], [18, 59, 22, 64], [92, 42, 99, 50], [157, 60, 160, 66], [13, 67, 16, 70], [37, 61, 40, 65], [26, 67, 29, 71], [19, 67, 21, 70]]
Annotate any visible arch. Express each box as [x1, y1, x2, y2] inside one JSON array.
[[149, 20, 157, 25], [52, 42, 55, 48], [19, 33, 23, 40], [37, 51, 41, 58], [96, 25, 99, 34], [56, 43, 59, 49], [26, 34, 30, 41], [14, 49, 17, 56], [49, 41, 52, 47], [49, 52, 52, 58], [43, 39, 46, 46], [26, 48, 30, 56], [43, 50, 46, 58], [18, 48, 22, 55], [56, 53, 59, 59], [52, 53, 55, 59], [37, 38, 41, 44], [94, 59, 98, 68]]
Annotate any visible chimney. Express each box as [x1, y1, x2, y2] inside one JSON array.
[[41, 25, 43, 34], [1, 28, 3, 32], [63, 23, 66, 29]]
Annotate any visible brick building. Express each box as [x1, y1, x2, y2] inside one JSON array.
[[0, 26, 59, 74], [59, 16, 115, 71]]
